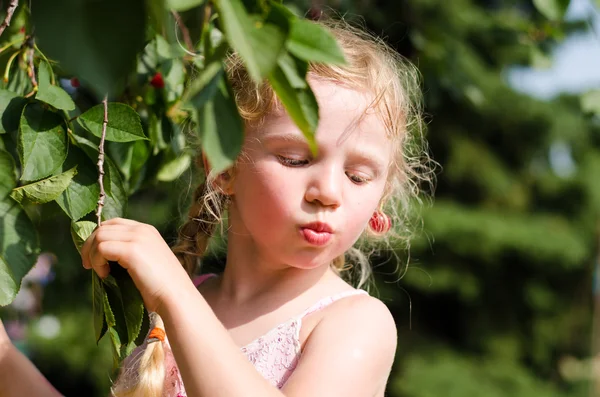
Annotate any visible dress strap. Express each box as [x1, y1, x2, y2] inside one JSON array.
[[193, 273, 217, 287], [298, 289, 369, 319]]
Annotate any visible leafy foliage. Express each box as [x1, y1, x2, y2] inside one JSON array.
[[0, 0, 345, 365]]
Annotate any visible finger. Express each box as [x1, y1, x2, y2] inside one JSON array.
[[81, 225, 137, 269], [101, 218, 140, 227], [81, 227, 99, 269], [94, 229, 137, 245], [90, 240, 133, 274]]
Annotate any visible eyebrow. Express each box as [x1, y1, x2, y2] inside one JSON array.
[[260, 133, 309, 146]]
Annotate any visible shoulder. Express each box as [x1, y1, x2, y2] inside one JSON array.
[[318, 292, 397, 353], [282, 293, 397, 395]]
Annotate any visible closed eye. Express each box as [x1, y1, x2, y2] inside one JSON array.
[[277, 155, 309, 167], [346, 172, 370, 185]]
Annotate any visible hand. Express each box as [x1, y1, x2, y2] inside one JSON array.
[[0, 318, 12, 360], [80, 218, 191, 312]]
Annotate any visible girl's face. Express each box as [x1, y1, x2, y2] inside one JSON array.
[[227, 80, 392, 269]]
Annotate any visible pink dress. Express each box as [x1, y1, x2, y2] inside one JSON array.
[[122, 274, 368, 396]]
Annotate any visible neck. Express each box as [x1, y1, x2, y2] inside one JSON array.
[[218, 208, 339, 305]]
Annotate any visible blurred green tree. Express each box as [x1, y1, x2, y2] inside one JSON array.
[[288, 0, 598, 395], [2, 0, 598, 396]]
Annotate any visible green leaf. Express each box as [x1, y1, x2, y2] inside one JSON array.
[[32, 0, 146, 96], [70, 220, 97, 253], [103, 157, 128, 220], [70, 134, 128, 220], [107, 140, 150, 182], [0, 199, 40, 306], [0, 91, 26, 135], [108, 327, 122, 367], [78, 103, 147, 143], [216, 0, 286, 82], [18, 102, 68, 181], [167, 0, 205, 12], [183, 61, 224, 110], [10, 166, 77, 204], [267, 56, 319, 154], [532, 0, 571, 20], [196, 76, 244, 173], [288, 19, 346, 65], [36, 61, 76, 111], [103, 263, 144, 347], [55, 146, 100, 221], [92, 272, 106, 343], [0, 148, 16, 199], [134, 307, 150, 346], [581, 90, 600, 114], [157, 153, 192, 181]]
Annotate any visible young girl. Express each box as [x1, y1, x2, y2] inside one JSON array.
[[0, 19, 429, 397]]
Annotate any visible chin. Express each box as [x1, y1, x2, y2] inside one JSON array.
[[284, 249, 341, 271]]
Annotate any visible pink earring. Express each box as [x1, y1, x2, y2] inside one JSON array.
[[368, 211, 392, 234]]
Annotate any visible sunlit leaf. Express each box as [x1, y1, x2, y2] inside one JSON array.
[[36, 61, 76, 111], [70, 220, 97, 253], [78, 103, 147, 143], [157, 153, 192, 181], [18, 102, 68, 181], [10, 166, 77, 204], [216, 0, 286, 82], [288, 19, 346, 65]]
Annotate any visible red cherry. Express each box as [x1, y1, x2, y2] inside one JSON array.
[[70, 77, 80, 88], [150, 72, 165, 89], [369, 212, 391, 234]]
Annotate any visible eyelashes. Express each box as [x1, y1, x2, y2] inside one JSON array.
[[276, 155, 371, 185], [276, 155, 309, 167]]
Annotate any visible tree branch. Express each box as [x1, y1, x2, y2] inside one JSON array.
[[171, 10, 194, 54], [0, 0, 18, 39], [96, 96, 108, 227], [24, 35, 37, 97]]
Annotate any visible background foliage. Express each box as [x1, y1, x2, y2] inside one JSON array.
[[0, 0, 598, 396]]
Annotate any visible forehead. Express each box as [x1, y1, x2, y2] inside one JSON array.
[[253, 80, 391, 152]]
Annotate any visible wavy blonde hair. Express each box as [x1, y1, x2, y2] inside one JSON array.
[[111, 17, 433, 397]]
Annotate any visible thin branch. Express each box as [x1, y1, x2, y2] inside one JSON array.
[[171, 10, 195, 54], [0, 0, 18, 39], [24, 36, 37, 97], [96, 96, 108, 227]]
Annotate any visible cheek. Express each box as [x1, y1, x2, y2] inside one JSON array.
[[233, 163, 298, 222]]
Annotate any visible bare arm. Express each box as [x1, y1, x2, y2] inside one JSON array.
[[159, 283, 397, 397], [0, 320, 63, 397]]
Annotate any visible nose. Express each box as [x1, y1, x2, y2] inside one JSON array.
[[304, 163, 342, 208]]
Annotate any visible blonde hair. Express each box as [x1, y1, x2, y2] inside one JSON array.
[[111, 17, 433, 397]]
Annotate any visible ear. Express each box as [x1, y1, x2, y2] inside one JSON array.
[[215, 170, 235, 195], [202, 151, 235, 195]]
